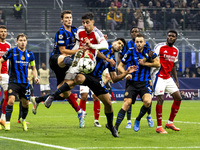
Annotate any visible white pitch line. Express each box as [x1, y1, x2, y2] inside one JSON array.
[[97, 116, 200, 125], [0, 136, 76, 150], [77, 146, 200, 149]]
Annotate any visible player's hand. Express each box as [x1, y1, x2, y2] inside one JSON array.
[[35, 77, 40, 84], [0, 75, 2, 81], [104, 34, 108, 41], [84, 37, 91, 47], [138, 59, 145, 66], [79, 45, 89, 53], [127, 65, 138, 74], [125, 74, 132, 80], [149, 51, 154, 57], [108, 59, 115, 67]]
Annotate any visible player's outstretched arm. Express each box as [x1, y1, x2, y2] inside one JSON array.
[[110, 65, 137, 83], [0, 57, 5, 80], [97, 51, 115, 67], [171, 63, 179, 88]]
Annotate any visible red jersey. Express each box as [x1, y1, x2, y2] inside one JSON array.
[[0, 42, 11, 74], [76, 26, 107, 56], [151, 42, 179, 79]]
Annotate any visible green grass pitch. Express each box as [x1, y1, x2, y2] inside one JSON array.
[[0, 100, 200, 150]]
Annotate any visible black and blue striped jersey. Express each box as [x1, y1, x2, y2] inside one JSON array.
[[50, 25, 77, 56], [89, 44, 116, 80], [121, 46, 157, 82], [2, 47, 35, 84], [119, 40, 150, 57]]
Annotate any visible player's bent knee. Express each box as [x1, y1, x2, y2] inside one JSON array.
[[74, 74, 85, 85]]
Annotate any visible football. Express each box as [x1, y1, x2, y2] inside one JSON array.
[[78, 57, 96, 74]]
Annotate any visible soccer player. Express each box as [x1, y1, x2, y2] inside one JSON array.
[[0, 33, 39, 131], [30, 10, 87, 128], [45, 38, 137, 137], [0, 25, 11, 129], [114, 34, 160, 132], [44, 12, 115, 128], [79, 85, 101, 127], [151, 30, 182, 134], [117, 26, 154, 129]]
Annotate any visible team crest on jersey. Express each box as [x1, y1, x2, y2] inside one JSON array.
[[8, 89, 12, 93], [107, 54, 110, 59], [21, 56, 25, 60], [125, 92, 129, 96], [59, 34, 63, 39]]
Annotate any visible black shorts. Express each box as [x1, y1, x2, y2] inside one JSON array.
[[8, 83, 31, 100], [49, 54, 70, 86], [124, 80, 152, 104], [82, 74, 108, 96]]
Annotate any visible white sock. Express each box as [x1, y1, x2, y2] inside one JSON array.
[[1, 114, 5, 120], [127, 120, 131, 123], [147, 114, 151, 117], [167, 120, 173, 124], [77, 109, 82, 114], [157, 126, 162, 128]]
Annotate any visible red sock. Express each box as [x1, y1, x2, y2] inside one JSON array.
[[67, 93, 80, 112], [79, 99, 86, 111], [156, 104, 162, 127], [94, 100, 100, 120], [111, 92, 116, 101], [169, 100, 181, 122], [2, 91, 8, 114]]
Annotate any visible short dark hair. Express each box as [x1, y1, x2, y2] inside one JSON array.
[[167, 30, 178, 37], [17, 33, 28, 41], [136, 33, 145, 38], [82, 12, 94, 20], [0, 25, 6, 29], [115, 38, 127, 50], [61, 10, 72, 19], [130, 26, 139, 33]]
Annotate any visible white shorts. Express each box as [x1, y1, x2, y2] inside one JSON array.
[[0, 74, 9, 91], [40, 84, 51, 92], [80, 85, 94, 95], [65, 66, 79, 80], [152, 76, 179, 96]]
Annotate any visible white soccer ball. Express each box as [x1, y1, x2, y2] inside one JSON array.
[[78, 57, 96, 74]]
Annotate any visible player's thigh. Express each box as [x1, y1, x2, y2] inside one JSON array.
[[0, 74, 9, 91], [165, 77, 179, 95], [153, 77, 166, 96], [98, 93, 112, 107], [57, 55, 67, 68], [124, 85, 137, 104]]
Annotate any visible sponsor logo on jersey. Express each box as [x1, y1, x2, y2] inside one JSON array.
[[21, 56, 25, 60], [8, 89, 12, 93], [59, 34, 63, 39], [125, 92, 129, 96], [164, 54, 176, 62]]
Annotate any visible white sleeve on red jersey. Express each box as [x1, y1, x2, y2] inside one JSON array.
[[90, 27, 108, 50], [173, 45, 179, 63], [154, 42, 165, 56]]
